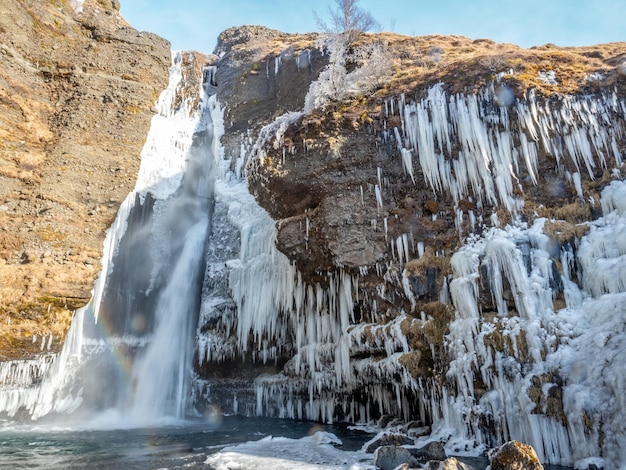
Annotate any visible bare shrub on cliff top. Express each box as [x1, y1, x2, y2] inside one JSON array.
[[314, 0, 380, 45], [304, 36, 392, 112]]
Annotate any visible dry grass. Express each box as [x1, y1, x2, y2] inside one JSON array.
[[363, 33, 625, 97], [0, 304, 73, 360], [405, 247, 451, 278], [276, 32, 622, 121], [226, 28, 624, 114], [543, 220, 590, 244]]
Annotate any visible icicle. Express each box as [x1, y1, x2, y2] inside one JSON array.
[[402, 234, 410, 262], [572, 172, 584, 201], [383, 217, 388, 241], [396, 236, 405, 264], [274, 56, 282, 75], [375, 185, 383, 212], [401, 148, 416, 184]]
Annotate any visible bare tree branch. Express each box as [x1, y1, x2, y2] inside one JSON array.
[[314, 0, 380, 44]]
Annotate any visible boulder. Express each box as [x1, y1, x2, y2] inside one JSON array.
[[424, 457, 474, 469], [409, 441, 447, 462], [375, 445, 419, 470], [488, 441, 544, 470], [365, 433, 415, 453]]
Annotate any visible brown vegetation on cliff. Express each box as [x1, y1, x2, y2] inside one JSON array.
[[0, 0, 170, 359]]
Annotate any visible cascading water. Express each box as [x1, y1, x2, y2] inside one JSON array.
[[87, 54, 217, 424], [125, 120, 214, 423], [0, 52, 218, 425]]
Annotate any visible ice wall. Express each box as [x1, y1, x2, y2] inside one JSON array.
[[425, 181, 626, 468], [193, 77, 626, 468], [195, 169, 424, 423]]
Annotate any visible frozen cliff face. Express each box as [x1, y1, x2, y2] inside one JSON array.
[[208, 29, 626, 468], [1, 24, 625, 469]]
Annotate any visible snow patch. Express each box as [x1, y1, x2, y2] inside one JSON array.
[[205, 432, 374, 470], [537, 70, 558, 85], [69, 0, 85, 14]]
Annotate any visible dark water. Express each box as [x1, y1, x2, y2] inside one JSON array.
[[0, 416, 373, 469], [0, 415, 574, 470]]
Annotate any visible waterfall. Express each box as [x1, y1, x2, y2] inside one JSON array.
[[0, 52, 218, 425], [125, 107, 215, 423]]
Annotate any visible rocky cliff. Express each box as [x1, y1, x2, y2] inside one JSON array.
[[208, 26, 626, 466], [0, 0, 170, 359], [1, 14, 626, 466], [216, 27, 625, 292]]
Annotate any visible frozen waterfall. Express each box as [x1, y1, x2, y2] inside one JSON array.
[[0, 43, 625, 470]]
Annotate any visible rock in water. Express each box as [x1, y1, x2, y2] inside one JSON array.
[[424, 457, 475, 470], [375, 445, 419, 470], [365, 433, 415, 453], [489, 441, 544, 470], [410, 441, 447, 462]]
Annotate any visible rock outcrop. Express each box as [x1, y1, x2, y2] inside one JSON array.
[[0, 0, 170, 359], [489, 441, 544, 470]]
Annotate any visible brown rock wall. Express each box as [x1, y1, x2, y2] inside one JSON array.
[[0, 0, 170, 359]]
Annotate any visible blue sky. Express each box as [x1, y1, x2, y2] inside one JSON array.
[[120, 0, 624, 53]]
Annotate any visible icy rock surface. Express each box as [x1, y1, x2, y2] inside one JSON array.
[[2, 30, 626, 470]]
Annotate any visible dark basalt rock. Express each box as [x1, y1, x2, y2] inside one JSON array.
[[375, 445, 419, 470], [424, 457, 475, 469], [409, 441, 447, 462], [365, 432, 415, 453]]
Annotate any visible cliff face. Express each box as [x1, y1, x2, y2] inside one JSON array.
[[210, 27, 626, 465], [0, 0, 170, 359], [217, 28, 626, 309]]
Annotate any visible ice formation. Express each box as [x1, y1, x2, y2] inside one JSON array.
[[426, 184, 626, 468], [0, 39, 625, 470], [385, 82, 624, 218], [205, 431, 372, 469], [217, 79, 626, 468]]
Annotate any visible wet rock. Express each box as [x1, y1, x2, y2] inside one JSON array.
[[375, 445, 419, 470], [403, 421, 431, 438], [365, 432, 415, 453], [424, 457, 474, 469], [409, 441, 447, 462], [488, 441, 544, 470], [377, 414, 396, 428], [406, 426, 431, 439]]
